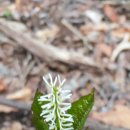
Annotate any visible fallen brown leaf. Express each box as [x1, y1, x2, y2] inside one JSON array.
[[0, 80, 6, 92], [98, 43, 112, 57], [1, 121, 23, 130], [103, 5, 118, 22], [36, 25, 59, 42], [91, 105, 130, 129], [6, 87, 32, 100], [0, 105, 16, 113]]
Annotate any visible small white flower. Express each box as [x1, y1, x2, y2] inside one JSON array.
[[38, 74, 74, 130]]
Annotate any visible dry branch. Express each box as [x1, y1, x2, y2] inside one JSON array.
[[61, 19, 92, 50], [111, 34, 130, 61], [0, 19, 99, 69]]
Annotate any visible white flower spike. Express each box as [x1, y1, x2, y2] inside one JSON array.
[[38, 74, 74, 130]]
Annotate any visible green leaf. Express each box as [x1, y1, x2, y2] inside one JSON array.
[[68, 89, 94, 130], [31, 90, 49, 130]]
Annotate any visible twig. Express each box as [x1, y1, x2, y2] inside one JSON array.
[[62, 19, 85, 40], [21, 54, 35, 86], [61, 19, 92, 50], [111, 34, 130, 61], [91, 82, 108, 103], [0, 18, 99, 70]]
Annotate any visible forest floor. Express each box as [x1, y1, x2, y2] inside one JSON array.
[[0, 0, 130, 130]]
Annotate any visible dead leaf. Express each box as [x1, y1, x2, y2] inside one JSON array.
[[1, 121, 23, 130], [0, 80, 6, 92], [15, 0, 22, 11], [80, 22, 118, 35], [98, 43, 112, 57], [36, 25, 59, 42], [111, 28, 129, 38], [103, 5, 118, 22], [6, 87, 31, 100], [0, 105, 16, 113], [91, 105, 130, 129]]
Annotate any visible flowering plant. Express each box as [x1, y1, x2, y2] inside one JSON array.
[[32, 74, 94, 130]]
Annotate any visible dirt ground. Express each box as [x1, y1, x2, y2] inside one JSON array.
[[0, 0, 130, 130]]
